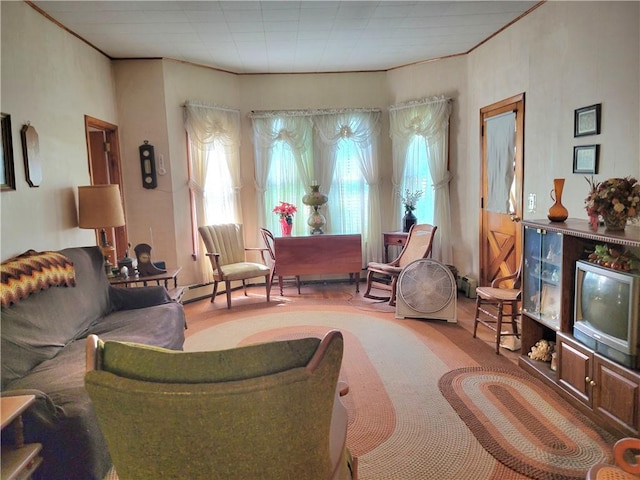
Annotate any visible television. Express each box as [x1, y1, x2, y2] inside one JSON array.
[[574, 260, 640, 369]]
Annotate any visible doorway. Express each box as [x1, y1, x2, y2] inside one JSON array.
[[479, 94, 525, 286], [84, 115, 127, 264]]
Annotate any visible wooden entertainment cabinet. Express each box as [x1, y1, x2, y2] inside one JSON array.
[[520, 219, 640, 437]]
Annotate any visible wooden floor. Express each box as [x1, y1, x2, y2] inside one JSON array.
[[182, 281, 521, 366]]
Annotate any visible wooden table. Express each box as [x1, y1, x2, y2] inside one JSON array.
[[109, 267, 184, 302], [383, 231, 408, 262], [1, 395, 43, 480], [274, 234, 362, 292]]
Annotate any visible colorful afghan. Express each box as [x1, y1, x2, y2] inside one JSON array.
[[1, 250, 76, 307]]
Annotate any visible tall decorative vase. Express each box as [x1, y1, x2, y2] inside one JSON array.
[[279, 218, 292, 236], [403, 210, 417, 232], [601, 211, 628, 231], [302, 184, 328, 234], [547, 178, 569, 222]]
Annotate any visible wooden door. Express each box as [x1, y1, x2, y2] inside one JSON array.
[[479, 94, 525, 286], [85, 116, 127, 264]]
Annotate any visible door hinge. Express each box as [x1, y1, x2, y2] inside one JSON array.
[[104, 142, 111, 153], [481, 197, 484, 209]]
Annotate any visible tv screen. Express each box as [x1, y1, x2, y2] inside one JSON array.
[[580, 270, 630, 341]]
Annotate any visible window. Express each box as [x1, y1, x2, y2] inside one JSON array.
[[199, 139, 235, 224], [264, 138, 306, 234], [253, 109, 381, 263], [328, 137, 369, 234], [401, 135, 434, 225]]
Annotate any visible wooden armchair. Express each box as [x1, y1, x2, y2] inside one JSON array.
[[260, 227, 300, 296], [198, 224, 271, 308], [85, 331, 357, 480], [363, 224, 437, 306]]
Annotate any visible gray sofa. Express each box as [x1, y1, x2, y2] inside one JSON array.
[[1, 246, 186, 480]]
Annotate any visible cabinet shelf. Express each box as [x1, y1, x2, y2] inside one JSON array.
[[520, 219, 640, 437], [519, 356, 557, 383]]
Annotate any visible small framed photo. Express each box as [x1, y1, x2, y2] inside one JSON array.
[[1, 113, 15, 191], [573, 144, 599, 174], [574, 103, 601, 137]]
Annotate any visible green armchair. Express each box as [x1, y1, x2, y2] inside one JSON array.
[[85, 330, 357, 480]]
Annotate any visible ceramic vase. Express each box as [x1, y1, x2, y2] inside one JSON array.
[[403, 210, 417, 232], [547, 178, 568, 222], [302, 184, 328, 234], [279, 218, 292, 236]]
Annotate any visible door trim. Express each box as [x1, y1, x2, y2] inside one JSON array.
[[84, 115, 127, 263]]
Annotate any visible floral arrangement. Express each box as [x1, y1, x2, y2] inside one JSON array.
[[584, 176, 640, 229], [399, 189, 423, 212], [273, 201, 297, 224]]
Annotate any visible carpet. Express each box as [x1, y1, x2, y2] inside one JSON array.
[[439, 367, 616, 480], [182, 309, 616, 480]]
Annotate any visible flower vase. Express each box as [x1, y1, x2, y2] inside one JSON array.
[[602, 211, 628, 231], [547, 178, 568, 222], [403, 210, 417, 232], [279, 218, 292, 236]]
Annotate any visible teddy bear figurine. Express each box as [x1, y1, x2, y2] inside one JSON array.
[[528, 339, 555, 362]]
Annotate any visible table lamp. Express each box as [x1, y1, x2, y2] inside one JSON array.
[[78, 184, 126, 275]]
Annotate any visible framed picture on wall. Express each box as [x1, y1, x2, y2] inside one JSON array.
[[574, 103, 601, 137], [573, 144, 599, 174], [1, 113, 16, 191]]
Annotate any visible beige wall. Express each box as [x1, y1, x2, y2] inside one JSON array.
[[2, 1, 638, 285], [462, 0, 639, 274], [0, 1, 118, 259]]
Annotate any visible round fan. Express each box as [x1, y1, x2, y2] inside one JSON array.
[[396, 258, 457, 322]]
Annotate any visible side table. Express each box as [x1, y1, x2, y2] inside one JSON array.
[[1, 395, 43, 480], [109, 267, 184, 303], [383, 231, 408, 262]]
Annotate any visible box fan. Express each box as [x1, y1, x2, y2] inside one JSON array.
[[395, 259, 457, 322]]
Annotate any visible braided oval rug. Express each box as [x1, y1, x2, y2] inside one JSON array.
[[439, 367, 616, 480]]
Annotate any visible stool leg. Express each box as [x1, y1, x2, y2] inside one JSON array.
[[510, 301, 520, 337], [473, 296, 482, 338], [495, 302, 504, 354]]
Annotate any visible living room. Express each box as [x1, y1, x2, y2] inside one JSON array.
[[2, 2, 640, 479]]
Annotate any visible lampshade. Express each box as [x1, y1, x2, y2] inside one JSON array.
[[78, 184, 125, 229]]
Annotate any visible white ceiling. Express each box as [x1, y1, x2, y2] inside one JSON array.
[[31, 1, 540, 74]]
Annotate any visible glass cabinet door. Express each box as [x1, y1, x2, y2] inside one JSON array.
[[522, 225, 562, 330]]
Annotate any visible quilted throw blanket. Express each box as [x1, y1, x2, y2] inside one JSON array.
[[1, 250, 76, 307]]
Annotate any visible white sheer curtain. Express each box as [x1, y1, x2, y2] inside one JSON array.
[[251, 114, 313, 236], [314, 111, 382, 263], [184, 102, 241, 283], [485, 112, 516, 214], [389, 96, 452, 263]]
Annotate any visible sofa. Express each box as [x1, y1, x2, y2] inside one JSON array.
[[1, 246, 186, 480]]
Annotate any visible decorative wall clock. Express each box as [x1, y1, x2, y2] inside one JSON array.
[[139, 140, 157, 189]]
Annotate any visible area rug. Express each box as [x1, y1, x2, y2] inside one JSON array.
[[182, 309, 615, 480], [439, 367, 616, 480]]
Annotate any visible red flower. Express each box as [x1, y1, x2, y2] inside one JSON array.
[[273, 201, 297, 219]]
